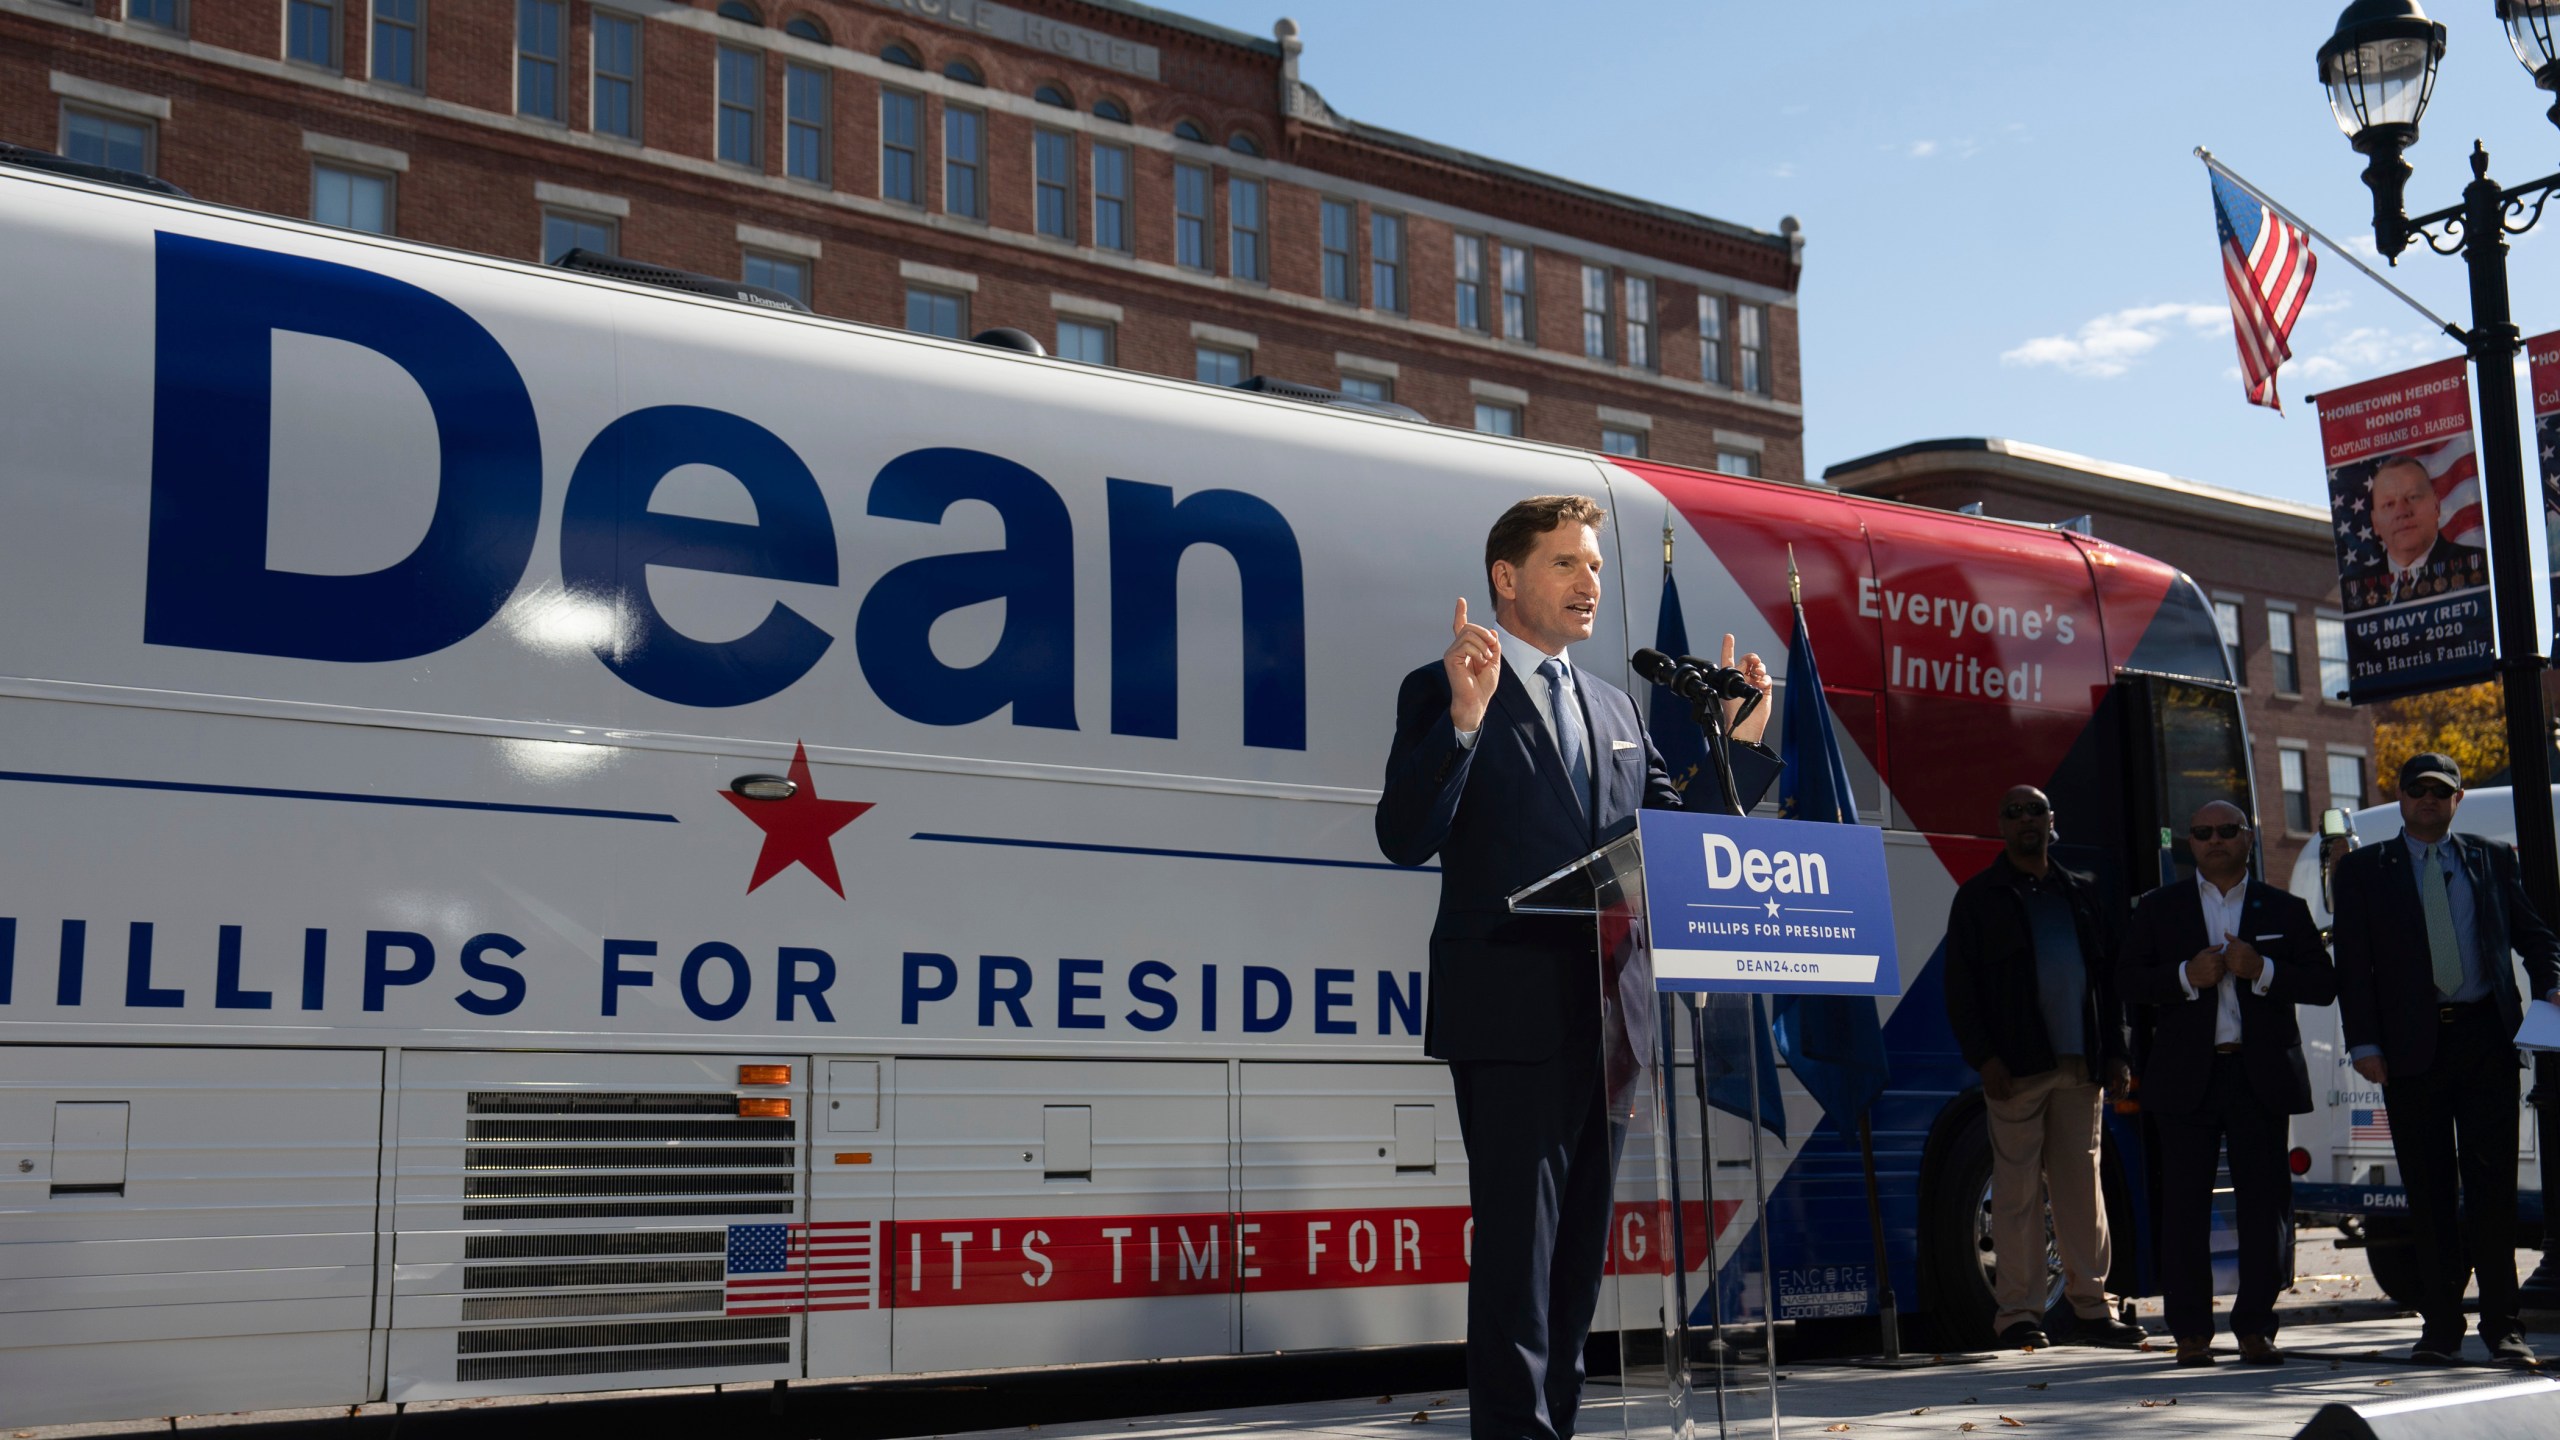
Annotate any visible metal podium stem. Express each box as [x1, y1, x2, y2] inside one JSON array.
[[1659, 991, 1694, 1405], [1745, 1010, 1779, 1439], [1689, 997, 1733, 1437]]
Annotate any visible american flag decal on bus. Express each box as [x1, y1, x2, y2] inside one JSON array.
[[725, 1220, 877, 1315], [2350, 1108, 2391, 1145]]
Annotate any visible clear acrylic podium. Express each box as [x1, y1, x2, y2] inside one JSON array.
[[1509, 830, 1782, 1440]]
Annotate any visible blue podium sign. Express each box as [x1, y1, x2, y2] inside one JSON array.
[[1638, 810, 1902, 995]]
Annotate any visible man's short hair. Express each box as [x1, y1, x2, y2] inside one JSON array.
[[1484, 495, 1607, 602], [2371, 454, 2431, 492]]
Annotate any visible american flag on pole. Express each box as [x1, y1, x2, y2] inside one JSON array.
[[2212, 170, 2317, 412], [725, 1220, 877, 1315], [2350, 1108, 2392, 1145]]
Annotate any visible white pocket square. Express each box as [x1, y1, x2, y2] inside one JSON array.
[[1611, 739, 1639, 750]]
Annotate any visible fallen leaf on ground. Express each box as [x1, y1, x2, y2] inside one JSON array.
[[1910, 1407, 1932, 1416], [1959, 1425, 1977, 1433], [1409, 1411, 1430, 1424], [1377, 1396, 1395, 1404], [2138, 1399, 2178, 1408], [2025, 1382, 2048, 1391], [1961, 1397, 1978, 1404], [1825, 1426, 1852, 1433], [2375, 1379, 2394, 1387], [1999, 1417, 2024, 1427], [2136, 1340, 2155, 1351]]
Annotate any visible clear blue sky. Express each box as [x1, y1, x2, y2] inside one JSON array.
[[1180, 0, 2560, 510]]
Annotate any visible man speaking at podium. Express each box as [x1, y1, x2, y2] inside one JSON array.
[[1376, 495, 1776, 1440]]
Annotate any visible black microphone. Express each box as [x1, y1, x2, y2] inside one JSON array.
[[1632, 648, 1714, 702], [1677, 654, 1761, 700]]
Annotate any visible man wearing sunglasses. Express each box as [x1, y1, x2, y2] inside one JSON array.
[[1942, 784, 2141, 1349], [2119, 801, 2332, 1367], [2333, 754, 2560, 1365]]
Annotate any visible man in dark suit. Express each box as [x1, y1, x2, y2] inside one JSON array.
[[1375, 494, 1775, 1440], [2119, 800, 2334, 1367], [2334, 753, 2560, 1365], [1941, 785, 2143, 1349]]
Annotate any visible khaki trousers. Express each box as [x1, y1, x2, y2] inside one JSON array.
[[1983, 1054, 2111, 1331]]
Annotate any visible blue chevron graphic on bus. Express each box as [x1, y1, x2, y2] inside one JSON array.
[[139, 233, 1308, 744], [1640, 811, 1902, 994]]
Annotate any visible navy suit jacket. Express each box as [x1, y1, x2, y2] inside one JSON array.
[[2118, 878, 2334, 1117], [1375, 653, 1778, 1063], [2333, 831, 2560, 1077]]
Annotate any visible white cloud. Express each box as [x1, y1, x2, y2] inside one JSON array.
[[1771, 161, 1798, 180], [2000, 302, 2227, 378], [2289, 326, 2455, 383], [1908, 139, 1938, 158]]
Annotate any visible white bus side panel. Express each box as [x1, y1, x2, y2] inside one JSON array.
[[0, 1046, 381, 1425]]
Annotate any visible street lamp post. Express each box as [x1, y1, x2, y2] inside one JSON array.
[[2317, 0, 2560, 1310]]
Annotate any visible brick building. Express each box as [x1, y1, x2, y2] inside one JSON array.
[[3, 0, 1804, 476], [1827, 437, 2379, 882]]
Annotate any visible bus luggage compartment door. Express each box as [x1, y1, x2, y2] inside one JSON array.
[[1238, 1062, 1465, 1350], [889, 1058, 1230, 1372], [385, 1050, 809, 1402], [0, 1045, 383, 1426]]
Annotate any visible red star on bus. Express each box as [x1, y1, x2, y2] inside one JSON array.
[[723, 741, 873, 897]]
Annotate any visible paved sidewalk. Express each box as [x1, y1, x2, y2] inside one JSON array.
[[931, 1316, 2555, 1439]]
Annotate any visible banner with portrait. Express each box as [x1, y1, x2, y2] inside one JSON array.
[[2532, 330, 2560, 643], [2315, 356, 2493, 704]]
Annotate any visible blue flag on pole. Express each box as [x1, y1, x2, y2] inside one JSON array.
[[1772, 603, 1892, 1133], [1654, 556, 1783, 1139]]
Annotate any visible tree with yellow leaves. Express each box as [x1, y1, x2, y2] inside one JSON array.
[[2372, 681, 2507, 802]]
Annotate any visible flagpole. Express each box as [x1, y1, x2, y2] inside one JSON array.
[[2195, 147, 2464, 341]]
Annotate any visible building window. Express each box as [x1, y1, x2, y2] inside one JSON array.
[[1034, 84, 1071, 108], [1174, 162, 1210, 270], [716, 1, 759, 22], [1172, 118, 1207, 142], [312, 162, 392, 233], [1092, 97, 1129, 123], [1474, 402, 1523, 437], [943, 107, 982, 218], [2267, 608, 2299, 694], [2278, 746, 2310, 832], [1034, 129, 1074, 241], [1738, 302, 1768, 394], [1623, 276, 1655, 370], [2316, 613, 2348, 700], [1699, 294, 1725, 384], [1229, 177, 1264, 282], [906, 287, 967, 338], [2327, 751, 2367, 811], [1579, 264, 1611, 360], [717, 45, 762, 165], [61, 106, 153, 174], [943, 59, 981, 85], [517, 1, 564, 120], [1340, 374, 1391, 404], [1499, 243, 1532, 342], [2213, 597, 2243, 681], [1601, 427, 1646, 458], [743, 252, 808, 306], [1716, 450, 1760, 478], [541, 208, 614, 262], [783, 16, 823, 42], [1091, 143, 1129, 251], [130, 0, 184, 32], [1056, 318, 1112, 365], [881, 42, 921, 70], [1371, 212, 1405, 314], [1318, 199, 1355, 303], [592, 11, 640, 137], [370, 0, 416, 86], [1195, 346, 1247, 386], [880, 90, 920, 203], [1227, 131, 1260, 156], [784, 63, 826, 182], [1454, 234, 1486, 332], [287, 0, 337, 67]]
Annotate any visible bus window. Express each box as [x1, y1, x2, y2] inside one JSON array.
[[2144, 677, 2252, 882]]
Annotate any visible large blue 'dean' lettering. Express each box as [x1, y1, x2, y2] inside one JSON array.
[[144, 233, 543, 662], [1637, 810, 1902, 995]]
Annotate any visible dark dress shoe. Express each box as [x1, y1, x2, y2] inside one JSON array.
[[2236, 1334, 2283, 1365], [1998, 1320, 2049, 1350], [2484, 1331, 2537, 1364], [2174, 1336, 2215, 1367], [2409, 1334, 2462, 1364], [2073, 1312, 2148, 1347]]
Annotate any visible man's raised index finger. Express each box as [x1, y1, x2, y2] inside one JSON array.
[[1454, 597, 1469, 635]]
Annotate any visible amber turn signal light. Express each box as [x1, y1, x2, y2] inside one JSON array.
[[738, 1097, 792, 1119], [738, 1064, 792, 1086]]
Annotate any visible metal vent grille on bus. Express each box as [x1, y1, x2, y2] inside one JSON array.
[[447, 1088, 837, 1382]]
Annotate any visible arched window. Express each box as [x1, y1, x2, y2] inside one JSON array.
[[1227, 132, 1262, 156], [716, 1, 761, 25], [1035, 84, 1072, 108], [943, 59, 982, 85], [1092, 98, 1130, 123], [783, 16, 826, 43], [1172, 119, 1207, 142], [881, 42, 922, 70]]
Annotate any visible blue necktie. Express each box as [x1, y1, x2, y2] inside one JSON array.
[[1540, 656, 1591, 821]]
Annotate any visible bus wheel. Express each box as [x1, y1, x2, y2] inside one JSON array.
[[2359, 1216, 2434, 1311], [1925, 1108, 2063, 1348]]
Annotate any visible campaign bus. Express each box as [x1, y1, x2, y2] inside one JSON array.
[[0, 159, 2248, 1425]]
